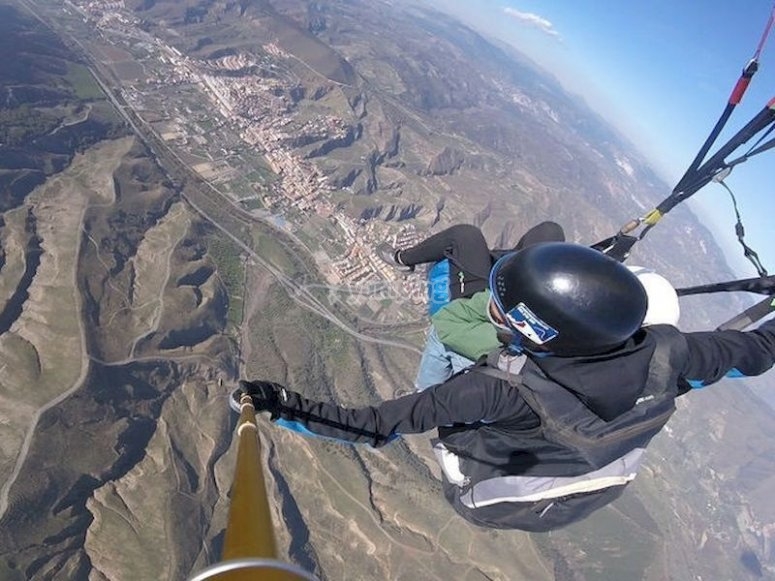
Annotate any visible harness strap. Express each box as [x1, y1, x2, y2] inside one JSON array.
[[717, 295, 775, 331], [676, 275, 775, 296]]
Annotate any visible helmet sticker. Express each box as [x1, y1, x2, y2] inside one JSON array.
[[505, 302, 559, 345]]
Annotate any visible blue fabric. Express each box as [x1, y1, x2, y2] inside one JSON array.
[[415, 325, 475, 391], [275, 418, 399, 445], [427, 259, 451, 315], [687, 367, 746, 389], [275, 418, 324, 437]]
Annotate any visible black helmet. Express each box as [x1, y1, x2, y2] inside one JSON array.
[[489, 242, 647, 356]]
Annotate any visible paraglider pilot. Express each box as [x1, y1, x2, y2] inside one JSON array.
[[233, 242, 775, 531]]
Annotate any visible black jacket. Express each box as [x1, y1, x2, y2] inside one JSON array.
[[269, 321, 775, 529], [272, 321, 775, 448]]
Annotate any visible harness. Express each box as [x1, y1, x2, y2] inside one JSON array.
[[439, 327, 688, 512]]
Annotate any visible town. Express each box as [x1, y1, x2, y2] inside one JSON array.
[[66, 0, 430, 322]]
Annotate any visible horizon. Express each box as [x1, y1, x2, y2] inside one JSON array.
[[429, 0, 775, 279]]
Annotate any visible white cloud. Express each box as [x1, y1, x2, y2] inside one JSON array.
[[503, 7, 561, 39]]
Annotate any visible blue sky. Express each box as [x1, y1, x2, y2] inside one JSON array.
[[431, 0, 774, 278]]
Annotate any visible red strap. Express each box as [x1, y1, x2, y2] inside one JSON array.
[[729, 5, 775, 105], [729, 77, 752, 104]]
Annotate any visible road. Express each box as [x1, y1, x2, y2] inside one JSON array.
[[0, 0, 424, 522], [46, 2, 424, 352]]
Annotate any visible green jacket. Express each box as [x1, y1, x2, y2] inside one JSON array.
[[431, 290, 500, 361]]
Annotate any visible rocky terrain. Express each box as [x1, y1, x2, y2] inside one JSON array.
[[122, 0, 738, 296], [0, 4, 125, 213], [1, 0, 775, 580], [0, 5, 239, 579]]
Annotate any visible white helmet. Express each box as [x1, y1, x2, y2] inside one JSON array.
[[628, 266, 680, 327]]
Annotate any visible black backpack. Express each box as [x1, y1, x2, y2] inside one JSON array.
[[443, 326, 689, 531]]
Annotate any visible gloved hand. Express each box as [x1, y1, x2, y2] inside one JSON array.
[[237, 379, 287, 418]]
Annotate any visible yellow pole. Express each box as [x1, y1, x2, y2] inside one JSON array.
[[222, 394, 278, 562], [188, 395, 317, 581]]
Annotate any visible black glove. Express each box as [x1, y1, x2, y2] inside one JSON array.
[[238, 380, 287, 418]]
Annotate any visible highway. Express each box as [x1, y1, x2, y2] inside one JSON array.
[[24, 0, 424, 352], [0, 0, 425, 522]]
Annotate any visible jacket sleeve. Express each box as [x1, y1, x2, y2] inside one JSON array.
[[271, 372, 526, 447], [432, 291, 500, 361], [680, 318, 775, 389]]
